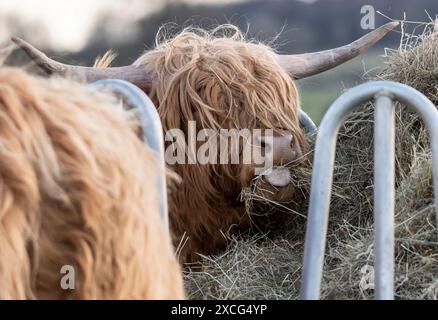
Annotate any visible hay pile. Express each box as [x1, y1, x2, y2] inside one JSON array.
[[183, 21, 438, 300]]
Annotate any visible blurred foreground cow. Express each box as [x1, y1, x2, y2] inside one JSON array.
[[13, 22, 398, 263], [0, 68, 184, 299]]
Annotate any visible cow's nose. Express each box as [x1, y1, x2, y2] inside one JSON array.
[[256, 131, 303, 165]]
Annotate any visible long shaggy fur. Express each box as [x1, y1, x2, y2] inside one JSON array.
[[0, 67, 184, 299], [133, 25, 308, 263]]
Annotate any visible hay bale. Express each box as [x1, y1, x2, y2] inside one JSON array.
[[184, 21, 438, 300]]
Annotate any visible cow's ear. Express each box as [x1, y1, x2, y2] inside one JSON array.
[[11, 37, 153, 93], [277, 21, 399, 80]]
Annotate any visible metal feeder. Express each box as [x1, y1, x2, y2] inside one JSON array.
[[300, 81, 438, 300]]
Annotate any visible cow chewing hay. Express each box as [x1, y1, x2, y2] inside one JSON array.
[[183, 20, 438, 300], [0, 67, 184, 299], [12, 22, 397, 265]]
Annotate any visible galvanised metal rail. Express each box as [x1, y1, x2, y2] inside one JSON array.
[[300, 81, 438, 300], [91, 79, 169, 229]]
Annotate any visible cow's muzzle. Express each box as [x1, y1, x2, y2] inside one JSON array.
[[261, 110, 316, 187]]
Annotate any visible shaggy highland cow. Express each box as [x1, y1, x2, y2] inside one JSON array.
[[0, 67, 184, 299], [13, 22, 398, 263]]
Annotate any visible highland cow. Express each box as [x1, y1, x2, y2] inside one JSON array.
[[0, 67, 184, 299], [13, 22, 398, 263]]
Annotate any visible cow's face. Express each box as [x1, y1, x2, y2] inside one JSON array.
[[11, 22, 398, 260], [11, 21, 398, 208], [132, 29, 309, 202]]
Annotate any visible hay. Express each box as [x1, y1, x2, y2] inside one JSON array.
[[183, 21, 438, 300]]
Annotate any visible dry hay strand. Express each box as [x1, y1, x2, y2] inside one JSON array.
[[240, 146, 314, 220], [184, 20, 438, 300]]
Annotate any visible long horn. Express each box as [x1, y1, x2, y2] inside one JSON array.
[[11, 36, 152, 92], [277, 21, 399, 79]]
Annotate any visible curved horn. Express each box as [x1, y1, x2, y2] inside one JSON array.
[[11, 36, 152, 92], [277, 21, 399, 79]]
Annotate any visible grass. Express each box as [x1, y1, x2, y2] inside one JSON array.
[[300, 51, 386, 124], [300, 89, 337, 123]]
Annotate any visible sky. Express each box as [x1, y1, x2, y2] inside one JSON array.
[[0, 0, 254, 51], [0, 0, 319, 51]]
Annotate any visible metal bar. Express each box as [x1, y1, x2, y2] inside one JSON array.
[[90, 79, 169, 229], [300, 81, 438, 300], [373, 94, 395, 300], [377, 82, 438, 240], [300, 84, 368, 300], [299, 110, 317, 135]]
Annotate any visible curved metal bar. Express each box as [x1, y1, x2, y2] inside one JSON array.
[[373, 94, 395, 299], [299, 110, 317, 135], [300, 81, 438, 300], [90, 79, 169, 229]]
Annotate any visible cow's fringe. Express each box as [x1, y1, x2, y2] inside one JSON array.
[[134, 24, 308, 263]]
